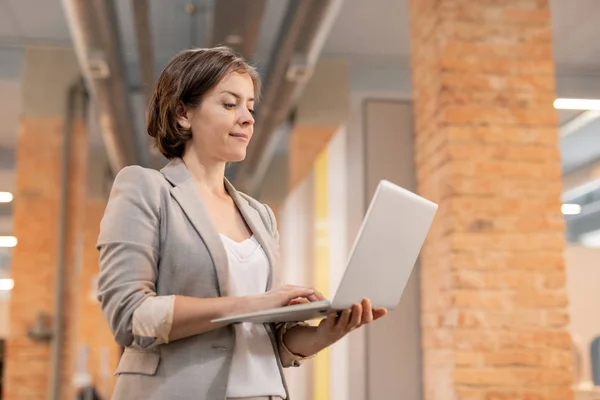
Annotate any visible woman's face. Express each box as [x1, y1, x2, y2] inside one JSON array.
[[179, 71, 255, 163]]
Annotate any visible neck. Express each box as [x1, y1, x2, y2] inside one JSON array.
[[182, 149, 227, 196]]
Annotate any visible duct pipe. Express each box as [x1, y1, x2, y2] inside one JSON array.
[[61, 0, 144, 173], [48, 78, 86, 400]]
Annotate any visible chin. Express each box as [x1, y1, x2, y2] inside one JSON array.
[[227, 151, 247, 163]]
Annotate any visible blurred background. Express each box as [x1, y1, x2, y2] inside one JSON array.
[[1, 0, 600, 399]]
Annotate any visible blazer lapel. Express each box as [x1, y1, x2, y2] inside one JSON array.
[[161, 158, 281, 297], [161, 159, 230, 297], [225, 179, 280, 292]]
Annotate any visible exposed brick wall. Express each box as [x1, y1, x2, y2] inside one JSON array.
[[5, 118, 87, 400], [408, 1, 573, 399], [76, 199, 119, 398]]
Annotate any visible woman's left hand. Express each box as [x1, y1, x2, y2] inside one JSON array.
[[315, 298, 387, 346]]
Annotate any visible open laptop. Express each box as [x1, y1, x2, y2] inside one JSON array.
[[212, 180, 438, 325]]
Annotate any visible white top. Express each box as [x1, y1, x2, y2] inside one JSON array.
[[129, 236, 286, 397], [220, 234, 286, 398]]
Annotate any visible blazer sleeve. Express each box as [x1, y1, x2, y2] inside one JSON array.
[[96, 166, 162, 348]]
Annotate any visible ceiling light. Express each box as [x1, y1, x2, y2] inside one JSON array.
[[0, 279, 14, 291], [0, 236, 17, 248], [554, 98, 600, 110], [0, 192, 12, 203], [562, 203, 581, 215]]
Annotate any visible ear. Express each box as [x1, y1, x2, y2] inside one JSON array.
[[175, 102, 192, 130]]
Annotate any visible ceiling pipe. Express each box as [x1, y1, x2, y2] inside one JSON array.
[[132, 0, 155, 107], [211, 0, 267, 60], [232, 0, 344, 195], [61, 0, 145, 174]]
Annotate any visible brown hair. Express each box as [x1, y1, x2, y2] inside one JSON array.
[[147, 46, 261, 159]]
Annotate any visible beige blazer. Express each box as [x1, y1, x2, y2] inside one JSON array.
[[97, 158, 298, 400]]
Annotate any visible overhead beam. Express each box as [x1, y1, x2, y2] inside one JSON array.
[[559, 110, 600, 138], [566, 200, 600, 239]]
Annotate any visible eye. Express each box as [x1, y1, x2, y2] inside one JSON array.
[[224, 103, 236, 109], [248, 109, 255, 116]]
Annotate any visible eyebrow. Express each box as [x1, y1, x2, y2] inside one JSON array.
[[221, 90, 254, 102]]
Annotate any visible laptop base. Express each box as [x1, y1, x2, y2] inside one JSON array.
[[212, 300, 335, 324]]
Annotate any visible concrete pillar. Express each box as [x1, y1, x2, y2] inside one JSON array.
[[408, 1, 573, 399], [5, 47, 86, 400]]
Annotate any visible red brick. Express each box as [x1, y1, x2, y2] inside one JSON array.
[[5, 118, 87, 400], [453, 290, 512, 309], [446, 176, 564, 199], [452, 270, 538, 290], [542, 272, 566, 289], [441, 41, 553, 60], [513, 292, 568, 308], [439, 3, 551, 26], [546, 310, 570, 327], [456, 310, 547, 329], [410, 0, 571, 398], [441, 55, 555, 75], [452, 329, 572, 351], [440, 73, 555, 93], [440, 19, 552, 44], [449, 251, 564, 271], [451, 232, 564, 252], [441, 106, 558, 126], [456, 387, 573, 400], [440, 89, 556, 110], [445, 125, 560, 147], [454, 367, 571, 386]]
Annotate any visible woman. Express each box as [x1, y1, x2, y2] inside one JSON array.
[[97, 46, 386, 400]]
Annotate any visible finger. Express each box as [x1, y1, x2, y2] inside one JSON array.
[[311, 290, 326, 301], [335, 309, 352, 329], [348, 303, 362, 330], [322, 312, 338, 328], [289, 288, 315, 301], [289, 297, 310, 305], [306, 293, 322, 302], [361, 298, 373, 325], [373, 308, 388, 320]]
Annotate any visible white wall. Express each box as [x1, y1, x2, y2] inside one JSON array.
[[566, 245, 600, 386], [344, 61, 415, 400], [280, 174, 315, 400], [327, 127, 350, 400]]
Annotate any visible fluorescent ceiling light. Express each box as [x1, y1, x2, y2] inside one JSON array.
[[554, 98, 600, 110], [0, 279, 14, 291], [562, 203, 581, 215], [0, 236, 17, 247], [0, 192, 12, 203]]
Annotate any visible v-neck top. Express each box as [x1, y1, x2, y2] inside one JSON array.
[[220, 234, 286, 398]]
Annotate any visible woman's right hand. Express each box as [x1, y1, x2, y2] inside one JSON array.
[[253, 285, 325, 310]]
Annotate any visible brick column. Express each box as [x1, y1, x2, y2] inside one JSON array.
[[408, 1, 573, 399], [75, 147, 120, 398], [4, 48, 86, 400], [75, 198, 119, 397]]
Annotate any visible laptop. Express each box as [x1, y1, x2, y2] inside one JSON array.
[[212, 180, 438, 325]]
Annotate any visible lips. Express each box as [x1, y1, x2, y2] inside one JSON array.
[[230, 132, 249, 140]]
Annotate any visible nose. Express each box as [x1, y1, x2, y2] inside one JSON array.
[[239, 108, 254, 126]]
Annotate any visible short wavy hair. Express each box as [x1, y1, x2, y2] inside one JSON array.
[[147, 46, 261, 159]]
